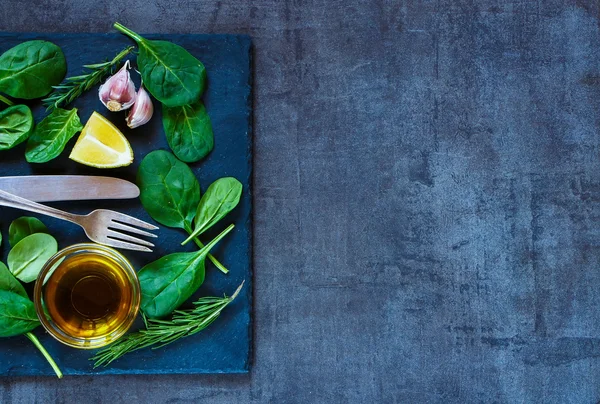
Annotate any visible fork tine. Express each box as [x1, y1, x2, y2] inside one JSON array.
[[109, 221, 158, 238], [112, 213, 159, 230], [107, 230, 155, 248], [102, 238, 153, 253]]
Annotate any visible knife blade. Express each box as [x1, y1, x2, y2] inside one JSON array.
[[0, 176, 140, 202]]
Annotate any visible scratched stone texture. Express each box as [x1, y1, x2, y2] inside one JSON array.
[[2, 0, 600, 403]]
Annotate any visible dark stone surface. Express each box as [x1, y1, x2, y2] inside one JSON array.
[[2, 0, 600, 402], [0, 33, 252, 375]]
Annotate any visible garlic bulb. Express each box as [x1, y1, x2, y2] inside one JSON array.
[[98, 60, 136, 112], [126, 83, 154, 128]]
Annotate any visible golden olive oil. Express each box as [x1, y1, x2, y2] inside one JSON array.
[[44, 253, 134, 339]]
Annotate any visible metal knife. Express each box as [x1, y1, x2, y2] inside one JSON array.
[[0, 176, 140, 202]]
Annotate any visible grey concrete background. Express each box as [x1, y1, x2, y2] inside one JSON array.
[[2, 0, 600, 402]]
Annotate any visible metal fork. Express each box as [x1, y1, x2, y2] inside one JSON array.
[[0, 189, 158, 252]]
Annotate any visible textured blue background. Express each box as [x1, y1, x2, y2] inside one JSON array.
[[0, 33, 252, 375], [3, 0, 600, 403]]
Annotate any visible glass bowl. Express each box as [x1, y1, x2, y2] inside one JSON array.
[[33, 243, 140, 349]]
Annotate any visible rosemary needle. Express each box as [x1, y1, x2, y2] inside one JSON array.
[[91, 282, 244, 367], [42, 46, 135, 111]]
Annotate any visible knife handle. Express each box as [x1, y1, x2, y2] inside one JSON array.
[[0, 189, 81, 224]]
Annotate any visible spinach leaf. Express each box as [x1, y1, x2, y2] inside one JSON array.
[[0, 40, 67, 99], [137, 150, 200, 229], [182, 178, 242, 245], [0, 262, 27, 297], [0, 104, 34, 150], [163, 100, 214, 163], [114, 23, 206, 107], [9, 216, 48, 247], [25, 107, 83, 163], [0, 264, 62, 377], [8, 233, 58, 283], [137, 150, 229, 274], [139, 224, 234, 318], [0, 290, 40, 337]]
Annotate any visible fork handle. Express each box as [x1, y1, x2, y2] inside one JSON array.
[[0, 189, 82, 224]]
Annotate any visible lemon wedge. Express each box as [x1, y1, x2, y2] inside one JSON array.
[[69, 112, 134, 168]]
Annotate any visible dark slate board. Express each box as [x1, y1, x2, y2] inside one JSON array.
[[0, 33, 252, 376]]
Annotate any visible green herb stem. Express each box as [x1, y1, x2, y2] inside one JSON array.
[[25, 332, 62, 379], [202, 223, 234, 253], [113, 22, 144, 44], [0, 94, 14, 106], [42, 46, 134, 111], [183, 222, 228, 274], [91, 282, 244, 367]]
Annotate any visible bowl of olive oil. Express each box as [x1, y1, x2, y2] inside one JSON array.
[[34, 243, 140, 349]]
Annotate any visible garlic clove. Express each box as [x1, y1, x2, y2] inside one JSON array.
[[99, 60, 136, 112], [126, 83, 154, 128]]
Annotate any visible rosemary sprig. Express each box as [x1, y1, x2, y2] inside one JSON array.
[[42, 46, 135, 111], [91, 282, 244, 367]]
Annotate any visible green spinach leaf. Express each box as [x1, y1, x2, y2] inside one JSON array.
[[9, 216, 48, 247], [182, 178, 242, 245], [0, 104, 34, 150], [139, 224, 234, 318], [0, 262, 27, 297], [0, 264, 62, 377], [114, 23, 206, 107], [163, 100, 214, 163], [0, 40, 67, 99], [25, 107, 83, 163], [8, 233, 58, 283], [137, 150, 200, 229], [0, 290, 40, 337], [137, 150, 229, 274]]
